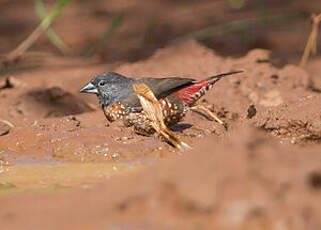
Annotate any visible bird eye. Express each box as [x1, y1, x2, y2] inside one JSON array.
[[99, 81, 106, 86]]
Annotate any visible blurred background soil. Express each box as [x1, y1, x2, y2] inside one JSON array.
[[0, 0, 321, 230]]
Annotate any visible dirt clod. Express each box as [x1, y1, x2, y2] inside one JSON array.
[[247, 104, 257, 119], [308, 171, 321, 189], [0, 77, 26, 90]]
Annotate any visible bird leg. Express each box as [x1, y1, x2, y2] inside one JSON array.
[[191, 104, 225, 126]]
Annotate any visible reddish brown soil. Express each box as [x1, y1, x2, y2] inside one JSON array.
[[1, 128, 321, 230], [0, 40, 321, 230], [0, 1, 321, 229]]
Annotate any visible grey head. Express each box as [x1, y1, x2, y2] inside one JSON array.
[[80, 72, 135, 108], [81, 72, 197, 108]]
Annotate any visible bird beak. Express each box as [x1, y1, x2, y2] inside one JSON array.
[[80, 82, 98, 94]]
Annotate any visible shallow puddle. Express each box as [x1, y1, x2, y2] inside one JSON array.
[[0, 162, 141, 196]]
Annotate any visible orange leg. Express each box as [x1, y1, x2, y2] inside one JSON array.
[[191, 105, 225, 126]]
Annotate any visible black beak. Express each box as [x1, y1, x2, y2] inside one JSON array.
[[80, 83, 98, 94]]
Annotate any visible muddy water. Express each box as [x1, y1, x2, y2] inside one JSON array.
[[0, 161, 141, 196], [0, 112, 173, 196]]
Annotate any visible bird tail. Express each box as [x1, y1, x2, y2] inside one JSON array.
[[205, 70, 244, 85], [174, 70, 243, 106]]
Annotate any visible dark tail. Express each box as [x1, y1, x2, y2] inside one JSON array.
[[175, 70, 243, 106], [205, 70, 243, 84]]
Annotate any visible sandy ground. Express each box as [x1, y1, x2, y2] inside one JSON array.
[[0, 40, 320, 229], [0, 0, 321, 229]]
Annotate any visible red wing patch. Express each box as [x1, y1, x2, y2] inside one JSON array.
[[174, 80, 209, 106]]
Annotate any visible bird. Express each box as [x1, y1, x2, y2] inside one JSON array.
[[80, 71, 242, 135]]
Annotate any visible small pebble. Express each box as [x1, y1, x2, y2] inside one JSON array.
[[290, 137, 296, 144], [111, 153, 119, 158], [81, 184, 93, 190]]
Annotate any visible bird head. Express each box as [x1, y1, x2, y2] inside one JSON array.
[[80, 72, 134, 107]]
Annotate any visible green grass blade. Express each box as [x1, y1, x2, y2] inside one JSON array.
[[5, 0, 72, 62], [40, 0, 73, 29], [35, 0, 68, 53]]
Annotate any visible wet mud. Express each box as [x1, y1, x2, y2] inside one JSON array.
[[0, 21, 321, 230]]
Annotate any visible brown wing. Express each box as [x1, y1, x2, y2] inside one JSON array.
[[132, 83, 190, 150], [121, 77, 195, 108]]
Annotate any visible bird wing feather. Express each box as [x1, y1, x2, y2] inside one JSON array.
[[121, 77, 194, 108], [132, 83, 190, 150]]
